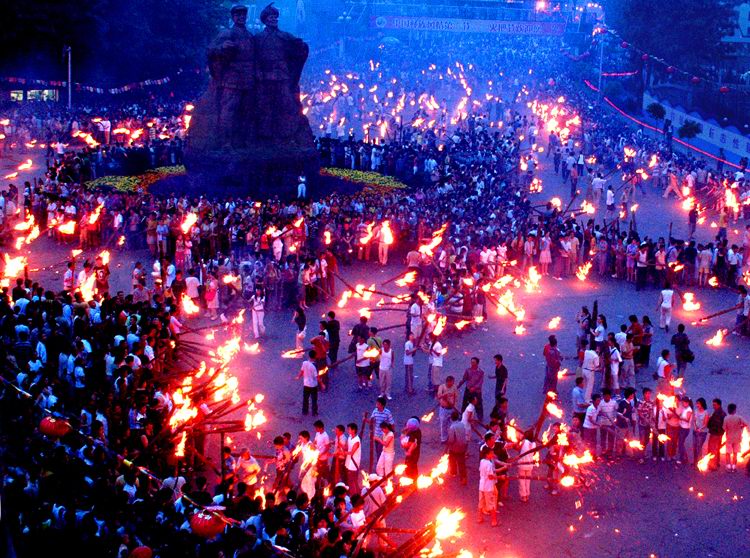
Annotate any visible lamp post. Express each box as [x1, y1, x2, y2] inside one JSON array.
[[63, 45, 72, 109]]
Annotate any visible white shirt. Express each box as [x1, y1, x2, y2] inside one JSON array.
[[583, 404, 599, 429], [345, 435, 361, 471], [660, 289, 674, 309], [300, 360, 319, 388], [582, 349, 599, 371], [355, 342, 369, 367], [461, 402, 476, 437], [379, 347, 393, 370], [409, 303, 421, 325], [314, 431, 331, 459], [679, 406, 693, 429], [606, 189, 615, 205], [430, 341, 444, 367], [656, 357, 670, 379], [403, 340, 415, 365], [185, 276, 201, 298], [478, 458, 495, 492]]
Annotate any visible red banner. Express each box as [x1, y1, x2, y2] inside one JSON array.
[[370, 16, 566, 36]]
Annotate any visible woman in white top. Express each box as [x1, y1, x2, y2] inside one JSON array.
[[656, 282, 678, 333], [591, 314, 607, 353], [374, 422, 395, 476], [676, 397, 693, 465], [692, 398, 709, 464], [517, 431, 536, 502]]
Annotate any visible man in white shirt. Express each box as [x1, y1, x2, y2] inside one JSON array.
[[313, 420, 332, 481], [597, 389, 618, 457], [63, 261, 75, 292], [580, 339, 600, 402], [409, 297, 422, 338], [378, 339, 394, 400], [296, 351, 319, 415], [403, 333, 416, 395], [428, 334, 444, 395], [344, 423, 361, 496], [583, 393, 601, 455], [185, 271, 201, 307]]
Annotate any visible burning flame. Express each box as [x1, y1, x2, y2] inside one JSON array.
[[337, 290, 352, 308], [57, 221, 76, 235], [576, 261, 592, 281], [562, 450, 594, 468], [580, 201, 596, 214], [697, 453, 713, 472], [434, 507, 465, 540], [3, 254, 27, 278], [181, 213, 198, 235], [547, 316, 561, 329], [546, 401, 564, 419], [627, 440, 645, 450], [418, 223, 449, 256], [682, 293, 701, 312], [381, 220, 394, 245], [181, 294, 200, 315], [395, 271, 417, 287], [175, 431, 187, 458], [705, 329, 726, 347], [524, 266, 542, 292]]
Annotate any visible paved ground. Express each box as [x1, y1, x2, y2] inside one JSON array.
[[3, 129, 750, 557]]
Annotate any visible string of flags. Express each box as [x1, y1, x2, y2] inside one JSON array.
[[593, 25, 746, 95], [0, 75, 171, 95]]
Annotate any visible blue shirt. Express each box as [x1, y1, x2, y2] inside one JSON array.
[[572, 386, 588, 413]]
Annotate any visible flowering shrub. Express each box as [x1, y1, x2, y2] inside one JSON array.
[[320, 167, 407, 192], [86, 165, 186, 192]]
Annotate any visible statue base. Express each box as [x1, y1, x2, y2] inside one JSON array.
[[183, 144, 319, 199]]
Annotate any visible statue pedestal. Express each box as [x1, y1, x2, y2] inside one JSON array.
[[184, 143, 319, 198]]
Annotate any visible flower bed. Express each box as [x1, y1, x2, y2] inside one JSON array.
[[86, 165, 186, 192], [320, 167, 407, 193]]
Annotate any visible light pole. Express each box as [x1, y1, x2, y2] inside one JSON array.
[[64, 45, 72, 108], [597, 35, 604, 102]]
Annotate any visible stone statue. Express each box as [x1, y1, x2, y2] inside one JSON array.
[[189, 5, 255, 152], [254, 3, 309, 144], [185, 3, 318, 197]]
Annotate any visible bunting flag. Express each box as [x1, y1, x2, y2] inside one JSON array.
[[600, 70, 639, 77], [1, 75, 171, 95], [593, 25, 746, 96]]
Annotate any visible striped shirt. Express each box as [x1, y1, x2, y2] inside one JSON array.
[[371, 407, 394, 437]]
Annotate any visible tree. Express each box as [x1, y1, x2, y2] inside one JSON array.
[[602, 0, 734, 73], [646, 102, 666, 121], [0, 0, 225, 85], [677, 119, 703, 139]]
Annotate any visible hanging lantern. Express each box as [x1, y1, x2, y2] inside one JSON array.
[[719, 86, 730, 94], [690, 76, 701, 85], [666, 66, 676, 74], [190, 510, 225, 538], [620, 41, 629, 49], [39, 416, 72, 438]]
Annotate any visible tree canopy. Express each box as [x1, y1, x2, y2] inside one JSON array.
[[0, 0, 226, 85], [602, 0, 735, 72]]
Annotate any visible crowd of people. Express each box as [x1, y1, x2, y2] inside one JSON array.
[[1, 28, 750, 558]]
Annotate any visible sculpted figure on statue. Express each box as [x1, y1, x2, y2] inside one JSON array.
[[185, 3, 318, 196], [189, 5, 255, 152], [253, 3, 310, 145]]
